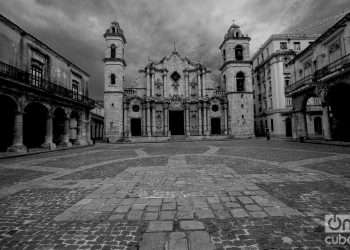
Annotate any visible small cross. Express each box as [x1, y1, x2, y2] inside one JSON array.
[[173, 41, 177, 52]]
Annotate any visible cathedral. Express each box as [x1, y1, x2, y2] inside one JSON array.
[[103, 21, 254, 142]]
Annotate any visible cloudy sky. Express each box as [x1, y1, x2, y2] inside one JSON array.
[[1, 0, 350, 100]]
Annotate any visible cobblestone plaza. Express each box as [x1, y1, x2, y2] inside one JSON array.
[[0, 139, 350, 249]]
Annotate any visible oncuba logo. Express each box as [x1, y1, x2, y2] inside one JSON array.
[[325, 214, 350, 233]]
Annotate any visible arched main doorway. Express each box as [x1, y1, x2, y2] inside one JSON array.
[[24, 102, 48, 148], [53, 108, 66, 145], [131, 118, 142, 136], [285, 117, 292, 137], [314, 117, 322, 135], [211, 118, 221, 135], [0, 95, 17, 151], [169, 111, 184, 135], [327, 83, 350, 141]]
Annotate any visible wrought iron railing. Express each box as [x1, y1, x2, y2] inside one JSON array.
[[0, 60, 95, 106], [286, 53, 350, 95], [285, 74, 313, 93], [314, 53, 350, 80]]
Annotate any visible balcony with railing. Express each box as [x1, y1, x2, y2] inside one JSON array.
[[286, 53, 350, 95], [0, 60, 95, 107], [124, 88, 137, 96], [214, 90, 226, 97]]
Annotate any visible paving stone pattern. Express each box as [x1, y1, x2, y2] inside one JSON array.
[[0, 140, 350, 249]]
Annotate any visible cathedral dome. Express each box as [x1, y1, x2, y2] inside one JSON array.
[[104, 21, 126, 43], [224, 22, 244, 40]]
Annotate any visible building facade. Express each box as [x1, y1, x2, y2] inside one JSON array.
[[104, 21, 254, 142], [91, 101, 104, 141], [0, 14, 94, 152], [286, 12, 350, 141], [252, 34, 322, 137]]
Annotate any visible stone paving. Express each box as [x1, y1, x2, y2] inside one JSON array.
[[0, 139, 350, 249]]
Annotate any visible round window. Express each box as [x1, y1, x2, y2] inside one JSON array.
[[212, 105, 219, 112], [132, 105, 140, 112]]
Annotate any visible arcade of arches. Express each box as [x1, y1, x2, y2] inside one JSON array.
[[291, 82, 350, 141], [0, 95, 92, 152]]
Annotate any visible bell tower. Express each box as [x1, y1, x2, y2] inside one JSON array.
[[103, 21, 127, 142], [220, 21, 254, 137]]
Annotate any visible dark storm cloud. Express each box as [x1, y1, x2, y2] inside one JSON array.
[[0, 0, 349, 100]]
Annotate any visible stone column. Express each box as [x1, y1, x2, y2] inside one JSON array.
[[184, 71, 189, 98], [293, 111, 307, 140], [123, 103, 129, 137], [198, 103, 202, 136], [223, 104, 228, 135], [146, 102, 151, 137], [86, 113, 92, 144], [151, 71, 155, 97], [203, 103, 208, 136], [202, 70, 206, 97], [42, 112, 56, 149], [152, 103, 156, 136], [164, 104, 169, 136], [61, 116, 72, 147], [142, 104, 146, 136], [163, 72, 168, 97], [322, 105, 332, 140], [185, 103, 190, 136], [146, 68, 151, 97], [8, 111, 27, 152], [197, 71, 201, 97]]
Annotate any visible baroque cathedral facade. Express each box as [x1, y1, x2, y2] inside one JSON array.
[[104, 21, 254, 142]]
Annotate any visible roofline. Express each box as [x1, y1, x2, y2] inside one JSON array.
[[289, 12, 350, 64], [251, 33, 320, 61], [0, 13, 90, 77]]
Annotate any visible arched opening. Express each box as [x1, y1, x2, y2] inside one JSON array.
[[236, 72, 245, 92], [327, 83, 350, 141], [235, 45, 243, 61], [0, 95, 17, 151], [223, 75, 226, 90], [70, 111, 80, 143], [110, 74, 116, 85], [211, 118, 221, 135], [314, 117, 322, 135], [24, 103, 48, 148], [222, 49, 226, 61], [131, 118, 142, 136], [285, 117, 292, 137], [111, 44, 116, 58], [303, 96, 322, 138], [53, 108, 66, 145]]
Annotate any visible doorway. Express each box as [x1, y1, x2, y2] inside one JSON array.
[[169, 111, 184, 135], [211, 118, 221, 135], [285, 117, 292, 137], [131, 118, 142, 136]]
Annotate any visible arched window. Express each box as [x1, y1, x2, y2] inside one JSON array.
[[112, 27, 116, 33], [235, 45, 243, 61], [223, 75, 227, 90], [111, 44, 116, 58], [223, 49, 226, 61], [236, 72, 245, 92], [110, 74, 116, 85]]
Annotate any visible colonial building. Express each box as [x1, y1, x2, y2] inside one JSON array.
[[252, 34, 321, 137], [0, 14, 95, 152], [91, 100, 104, 141], [104, 21, 254, 142], [285, 12, 350, 141]]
